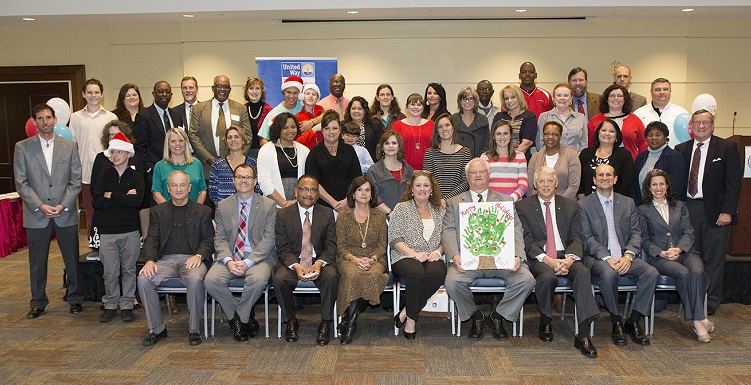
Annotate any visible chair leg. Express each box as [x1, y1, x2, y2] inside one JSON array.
[[560, 293, 567, 320], [449, 298, 456, 336], [333, 302, 338, 338], [264, 286, 270, 339], [211, 298, 216, 338], [393, 287, 399, 336], [519, 306, 524, 337], [573, 299, 579, 336], [165, 294, 173, 322], [277, 304, 282, 338], [203, 292, 208, 339]]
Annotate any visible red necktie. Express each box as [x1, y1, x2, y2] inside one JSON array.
[[577, 99, 585, 115], [688, 142, 704, 197], [544, 201, 557, 259], [234, 202, 248, 261]]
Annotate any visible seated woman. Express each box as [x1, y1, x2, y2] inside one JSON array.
[[527, 121, 580, 199], [257, 112, 309, 208], [492, 85, 537, 161], [390, 171, 446, 339], [366, 130, 415, 216], [423, 112, 471, 204], [392, 93, 434, 171], [335, 176, 388, 344], [588, 84, 646, 160], [481, 120, 528, 202], [294, 83, 324, 149], [450, 86, 489, 158], [370, 84, 405, 133], [305, 110, 362, 212], [343, 96, 382, 160], [578, 119, 634, 198], [208, 126, 262, 203], [631, 121, 685, 203], [152, 128, 206, 204], [637, 169, 714, 343], [536, 83, 587, 153], [422, 83, 449, 121]]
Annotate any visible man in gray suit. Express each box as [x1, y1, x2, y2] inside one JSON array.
[[442, 158, 535, 341], [205, 163, 277, 342], [14, 103, 84, 318], [578, 164, 658, 346], [188, 75, 252, 180]]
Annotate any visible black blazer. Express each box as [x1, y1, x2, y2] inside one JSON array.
[[142, 200, 215, 265], [133, 104, 184, 173], [675, 135, 741, 226], [275, 203, 337, 268], [631, 146, 685, 203], [517, 194, 583, 259]]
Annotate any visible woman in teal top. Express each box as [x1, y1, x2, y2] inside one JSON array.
[[151, 128, 207, 204]]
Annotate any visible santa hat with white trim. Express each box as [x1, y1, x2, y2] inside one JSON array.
[[281, 76, 303, 92], [105, 132, 135, 158], [299, 83, 321, 100]]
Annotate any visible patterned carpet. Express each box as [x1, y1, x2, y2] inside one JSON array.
[[1, 231, 751, 384]]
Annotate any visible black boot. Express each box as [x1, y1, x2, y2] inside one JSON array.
[[340, 299, 361, 345]]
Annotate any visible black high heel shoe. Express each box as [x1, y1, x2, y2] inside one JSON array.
[[394, 313, 405, 329], [403, 330, 417, 340]]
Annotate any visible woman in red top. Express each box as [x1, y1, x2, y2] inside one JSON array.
[[294, 83, 324, 149], [587, 84, 646, 160], [391, 93, 434, 171]]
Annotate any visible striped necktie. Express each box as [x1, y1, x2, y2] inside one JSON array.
[[233, 202, 248, 261]]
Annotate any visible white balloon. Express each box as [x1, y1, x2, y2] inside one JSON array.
[[47, 97, 72, 125], [691, 94, 717, 116]]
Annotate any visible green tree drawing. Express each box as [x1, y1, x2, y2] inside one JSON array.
[[462, 206, 511, 256]]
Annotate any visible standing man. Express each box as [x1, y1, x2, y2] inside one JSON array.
[[634, 78, 689, 149], [188, 75, 252, 181], [675, 109, 741, 315], [205, 164, 277, 341], [578, 164, 657, 347], [568, 67, 601, 122], [274, 175, 338, 346], [317, 73, 349, 116], [518, 62, 552, 119], [613, 65, 648, 110], [517, 166, 598, 358], [257, 76, 305, 145], [137, 171, 214, 346], [15, 104, 84, 318], [69, 78, 117, 247], [175, 76, 199, 132], [476, 80, 500, 127], [442, 158, 535, 341]]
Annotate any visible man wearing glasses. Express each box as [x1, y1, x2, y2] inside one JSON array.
[[205, 164, 277, 341], [274, 175, 339, 345]]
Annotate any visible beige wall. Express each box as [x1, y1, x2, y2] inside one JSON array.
[[1, 16, 748, 137]]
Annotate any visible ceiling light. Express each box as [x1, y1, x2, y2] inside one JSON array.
[[515, 9, 528, 13], [347, 11, 359, 14], [22, 17, 35, 21], [182, 14, 195, 18], [681, 8, 695, 12]]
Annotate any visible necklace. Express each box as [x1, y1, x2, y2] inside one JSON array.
[[355, 209, 370, 248], [248, 104, 263, 120], [409, 124, 421, 150], [277, 139, 298, 167], [324, 142, 338, 155]]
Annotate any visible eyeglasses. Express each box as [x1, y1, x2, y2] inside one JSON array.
[[692, 120, 712, 127], [234, 175, 256, 181], [461, 97, 475, 103], [213, 84, 231, 90], [467, 170, 489, 176], [297, 187, 319, 194]]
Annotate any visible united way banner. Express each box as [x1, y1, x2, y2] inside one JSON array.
[[256, 57, 338, 106]]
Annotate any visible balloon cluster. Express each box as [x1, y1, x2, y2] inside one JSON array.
[[24, 97, 73, 140], [674, 94, 718, 142]]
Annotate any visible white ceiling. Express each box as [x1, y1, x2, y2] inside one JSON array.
[[1, 1, 750, 27]]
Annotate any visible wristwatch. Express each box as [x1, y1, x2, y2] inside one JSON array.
[[624, 254, 634, 262]]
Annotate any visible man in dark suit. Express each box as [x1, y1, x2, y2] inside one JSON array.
[[274, 175, 338, 346], [137, 170, 214, 346], [568, 67, 601, 122], [517, 166, 599, 358], [675, 109, 741, 315], [205, 164, 277, 342], [174, 76, 199, 133], [133, 80, 183, 193], [579, 164, 658, 347], [442, 158, 535, 342], [188, 75, 252, 179], [14, 104, 84, 318]]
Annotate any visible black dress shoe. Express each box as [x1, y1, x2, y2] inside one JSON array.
[[487, 312, 508, 340], [316, 322, 331, 346], [467, 314, 485, 341], [624, 321, 650, 345], [707, 305, 717, 316], [538, 322, 554, 342], [285, 318, 299, 342], [247, 309, 259, 338], [121, 309, 134, 322], [574, 335, 598, 358], [403, 330, 417, 340], [394, 313, 405, 329], [611, 322, 628, 346], [188, 332, 202, 346], [143, 329, 168, 346], [26, 307, 45, 319], [99, 309, 117, 323], [70, 304, 83, 314], [230, 316, 248, 342]]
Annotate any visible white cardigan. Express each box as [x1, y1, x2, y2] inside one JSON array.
[[257, 141, 310, 203]]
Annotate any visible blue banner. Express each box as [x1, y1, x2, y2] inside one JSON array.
[[256, 57, 338, 106]]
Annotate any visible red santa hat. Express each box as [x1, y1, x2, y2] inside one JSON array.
[[105, 132, 134, 157], [299, 83, 320, 101], [281, 76, 303, 92]]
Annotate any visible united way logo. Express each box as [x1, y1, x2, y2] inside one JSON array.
[[301, 63, 315, 77], [281, 62, 315, 78]]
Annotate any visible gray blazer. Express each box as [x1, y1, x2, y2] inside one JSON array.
[[526, 145, 580, 200], [214, 192, 278, 265], [637, 201, 697, 263], [14, 135, 82, 229], [188, 98, 252, 177], [442, 190, 525, 262], [389, 200, 444, 265], [578, 192, 641, 260]]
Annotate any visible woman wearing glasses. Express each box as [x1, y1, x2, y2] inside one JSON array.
[[587, 84, 646, 160], [451, 87, 489, 158]]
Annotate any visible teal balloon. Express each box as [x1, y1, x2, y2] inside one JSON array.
[[673, 113, 691, 143], [54, 123, 73, 140]]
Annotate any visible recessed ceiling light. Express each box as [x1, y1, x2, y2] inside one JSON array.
[[515, 9, 528, 13], [22, 17, 35, 21], [182, 14, 195, 18], [347, 11, 359, 14], [682, 8, 695, 12]]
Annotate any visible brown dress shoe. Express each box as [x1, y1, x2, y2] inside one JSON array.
[[316, 322, 331, 346], [285, 318, 299, 342]]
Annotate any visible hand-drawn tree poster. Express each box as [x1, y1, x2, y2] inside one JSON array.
[[458, 201, 515, 270]]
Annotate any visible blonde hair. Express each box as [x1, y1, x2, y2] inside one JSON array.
[[162, 128, 194, 164]]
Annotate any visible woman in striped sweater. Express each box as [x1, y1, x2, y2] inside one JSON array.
[[480, 119, 528, 202]]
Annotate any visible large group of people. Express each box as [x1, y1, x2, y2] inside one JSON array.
[[13, 63, 742, 358]]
